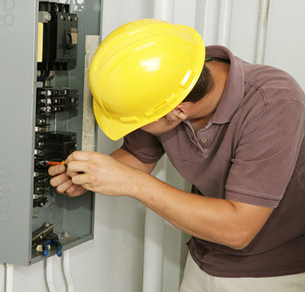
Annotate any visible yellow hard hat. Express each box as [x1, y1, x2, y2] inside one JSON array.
[[89, 19, 205, 141]]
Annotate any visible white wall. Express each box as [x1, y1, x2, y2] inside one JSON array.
[[1, 1, 305, 291]]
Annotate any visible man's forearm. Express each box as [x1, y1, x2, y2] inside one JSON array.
[[127, 168, 273, 250]]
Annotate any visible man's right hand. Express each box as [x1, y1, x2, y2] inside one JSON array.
[[48, 164, 87, 197]]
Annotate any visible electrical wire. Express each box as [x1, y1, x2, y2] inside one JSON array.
[[46, 257, 57, 292], [5, 263, 14, 292], [63, 250, 75, 292]]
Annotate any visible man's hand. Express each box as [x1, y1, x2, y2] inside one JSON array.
[[63, 151, 140, 197], [49, 149, 155, 198], [48, 163, 87, 197]]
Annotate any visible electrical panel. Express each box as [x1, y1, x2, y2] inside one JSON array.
[[0, 0, 98, 266]]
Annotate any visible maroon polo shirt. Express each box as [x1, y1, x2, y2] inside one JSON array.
[[121, 45, 305, 277]]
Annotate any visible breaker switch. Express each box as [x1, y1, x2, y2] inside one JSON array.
[[38, 1, 78, 72], [37, 87, 79, 114], [33, 131, 76, 208], [33, 194, 48, 208]]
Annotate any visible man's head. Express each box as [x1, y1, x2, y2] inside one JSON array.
[[89, 19, 207, 140], [140, 64, 215, 136]]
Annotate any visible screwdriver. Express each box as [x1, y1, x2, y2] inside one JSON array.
[[46, 160, 66, 166], [43, 160, 83, 174]]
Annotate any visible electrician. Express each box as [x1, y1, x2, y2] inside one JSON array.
[[49, 19, 305, 291]]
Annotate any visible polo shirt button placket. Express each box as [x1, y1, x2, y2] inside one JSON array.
[[197, 137, 208, 157]]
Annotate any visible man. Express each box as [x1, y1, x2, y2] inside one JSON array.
[[49, 19, 305, 291]]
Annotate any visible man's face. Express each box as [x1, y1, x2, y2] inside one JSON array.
[[140, 111, 182, 136], [140, 94, 218, 136]]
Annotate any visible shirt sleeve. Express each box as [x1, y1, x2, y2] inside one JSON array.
[[225, 100, 305, 208], [121, 129, 165, 164]]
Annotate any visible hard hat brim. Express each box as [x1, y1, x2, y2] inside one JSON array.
[[93, 99, 150, 141]]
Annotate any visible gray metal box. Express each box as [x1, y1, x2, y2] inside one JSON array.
[[0, 0, 100, 266]]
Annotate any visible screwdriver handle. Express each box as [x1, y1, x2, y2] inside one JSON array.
[[46, 160, 66, 166]]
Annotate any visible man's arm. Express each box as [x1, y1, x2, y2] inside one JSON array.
[[65, 151, 273, 250], [49, 149, 156, 196], [131, 173, 273, 250]]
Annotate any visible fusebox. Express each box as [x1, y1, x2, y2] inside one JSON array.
[[0, 0, 96, 266]]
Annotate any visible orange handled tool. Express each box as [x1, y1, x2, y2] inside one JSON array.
[[46, 160, 66, 166]]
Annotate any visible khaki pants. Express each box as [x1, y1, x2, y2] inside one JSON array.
[[180, 252, 305, 292]]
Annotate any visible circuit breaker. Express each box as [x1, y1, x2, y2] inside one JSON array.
[[0, 0, 99, 266]]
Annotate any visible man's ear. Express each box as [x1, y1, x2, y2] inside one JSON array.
[[173, 103, 189, 120]]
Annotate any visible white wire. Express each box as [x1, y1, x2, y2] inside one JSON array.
[[46, 257, 57, 292], [63, 250, 75, 292], [5, 263, 14, 292]]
